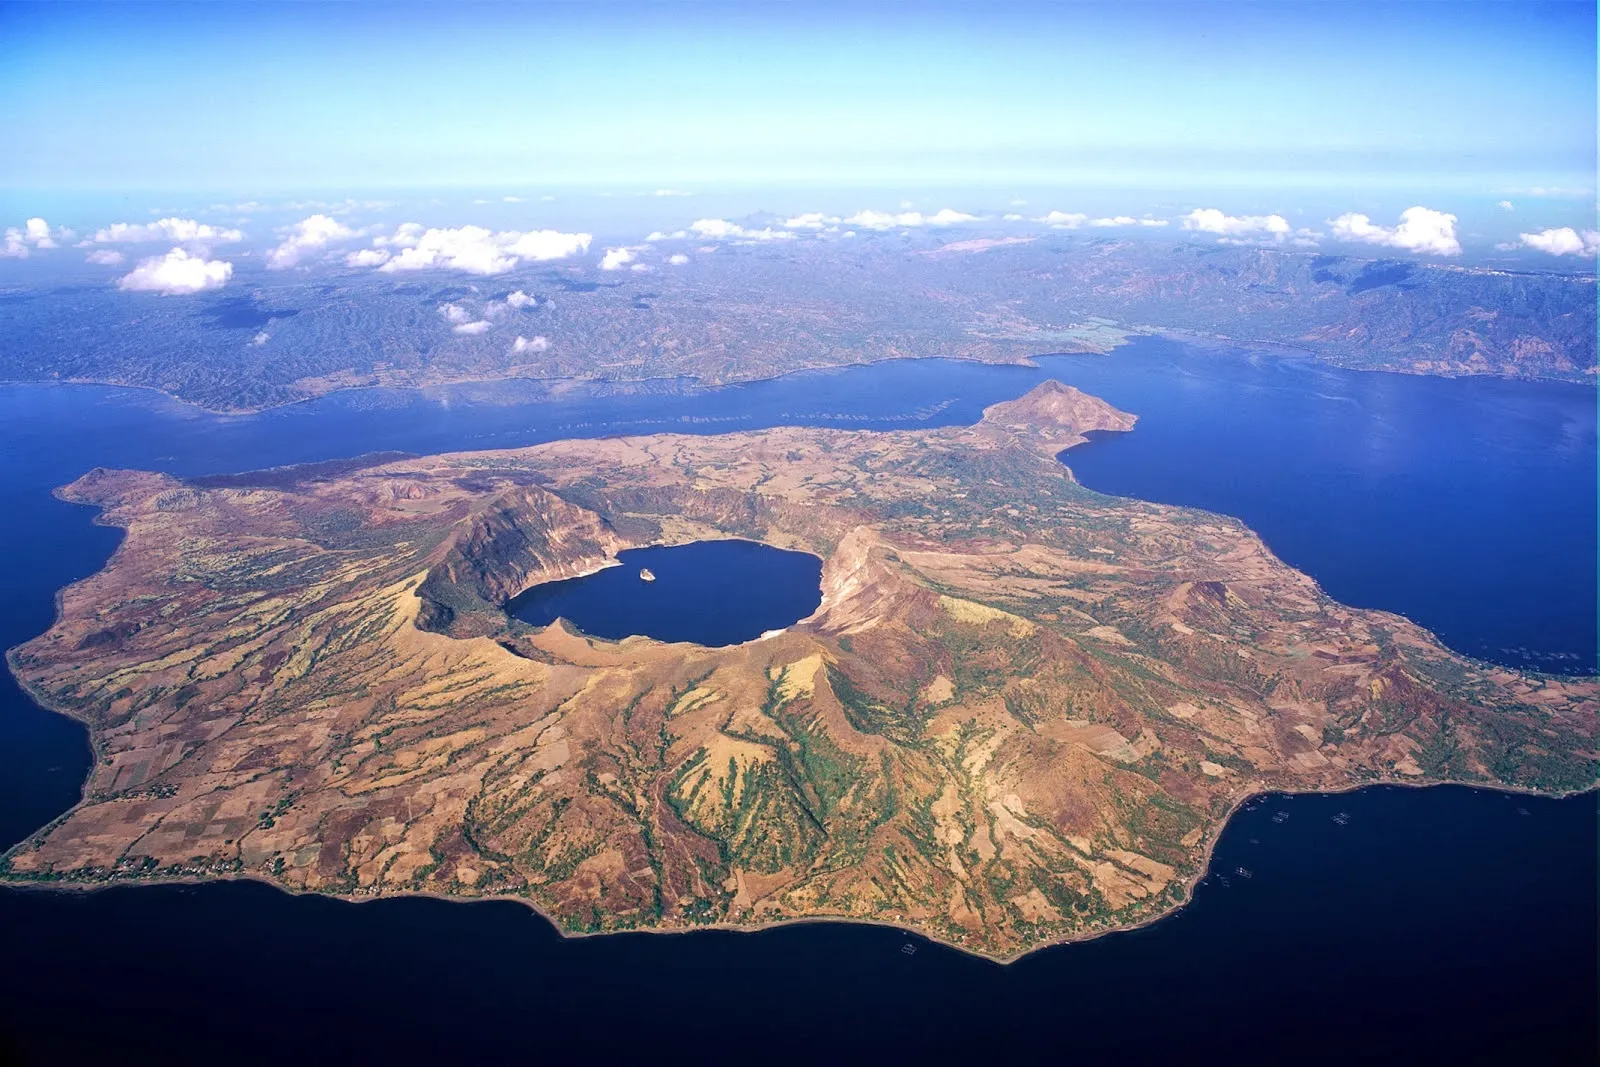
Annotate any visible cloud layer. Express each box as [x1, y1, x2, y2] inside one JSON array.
[[91, 218, 243, 244], [438, 302, 492, 333], [1514, 227, 1600, 256], [349, 224, 592, 274], [1091, 216, 1169, 228], [1181, 208, 1291, 236], [117, 247, 233, 294], [267, 214, 355, 269], [689, 218, 794, 241], [1039, 210, 1096, 229], [2, 217, 62, 257], [845, 208, 977, 230], [1328, 206, 1460, 256]]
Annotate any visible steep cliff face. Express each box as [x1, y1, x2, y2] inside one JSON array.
[[809, 526, 935, 636], [417, 484, 630, 637]]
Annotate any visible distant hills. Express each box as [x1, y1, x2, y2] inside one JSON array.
[[0, 237, 1590, 411]]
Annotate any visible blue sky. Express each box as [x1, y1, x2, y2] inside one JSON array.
[[1, 0, 1594, 196]]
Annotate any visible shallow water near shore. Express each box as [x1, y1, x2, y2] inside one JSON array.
[[0, 339, 1593, 1061]]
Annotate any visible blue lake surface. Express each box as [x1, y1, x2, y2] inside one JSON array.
[[0, 337, 1593, 1062], [0, 786, 1591, 1064], [507, 541, 823, 647]]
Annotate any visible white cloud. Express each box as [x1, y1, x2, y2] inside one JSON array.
[[85, 249, 125, 266], [845, 209, 917, 229], [783, 212, 837, 229], [2, 216, 65, 257], [345, 248, 390, 267], [1182, 208, 1291, 236], [512, 334, 550, 353], [370, 224, 592, 275], [845, 208, 976, 230], [502, 195, 525, 203], [1002, 213, 1023, 221], [502, 230, 588, 259], [438, 302, 494, 334], [1036, 211, 1088, 229], [1514, 227, 1600, 256], [600, 247, 636, 270], [645, 229, 688, 241], [652, 189, 692, 197], [1497, 200, 1515, 211], [24, 217, 55, 249], [668, 253, 689, 265], [374, 222, 425, 249], [117, 247, 233, 294], [1090, 216, 1170, 228], [251, 331, 270, 346], [689, 218, 794, 240], [505, 289, 537, 308], [92, 217, 243, 244], [266, 214, 355, 269], [1328, 206, 1460, 256]]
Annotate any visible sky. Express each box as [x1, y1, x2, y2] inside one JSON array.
[[0, 0, 1594, 196], [0, 0, 1594, 274]]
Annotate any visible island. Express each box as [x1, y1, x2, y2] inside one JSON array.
[[4, 381, 1594, 960]]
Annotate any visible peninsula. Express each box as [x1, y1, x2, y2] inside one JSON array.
[[5, 382, 1594, 960]]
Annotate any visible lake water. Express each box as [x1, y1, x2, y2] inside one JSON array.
[[507, 541, 823, 647], [1, 786, 1590, 1063], [0, 338, 1593, 1061]]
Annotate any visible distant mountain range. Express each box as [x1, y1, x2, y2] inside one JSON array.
[[0, 236, 1590, 411]]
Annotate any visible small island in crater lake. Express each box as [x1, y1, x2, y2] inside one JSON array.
[[4, 381, 1594, 961]]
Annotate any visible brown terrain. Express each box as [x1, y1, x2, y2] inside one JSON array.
[[5, 381, 1594, 960]]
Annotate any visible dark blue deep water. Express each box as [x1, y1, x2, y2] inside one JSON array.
[[1053, 349, 1596, 674], [0, 338, 1593, 1063], [0, 787, 1590, 1064], [507, 541, 823, 646]]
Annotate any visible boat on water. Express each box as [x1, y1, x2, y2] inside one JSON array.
[[639, 568, 656, 582]]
